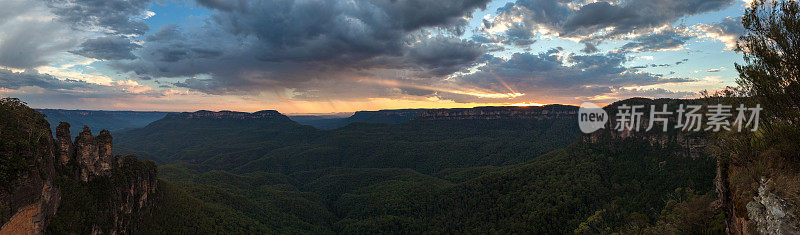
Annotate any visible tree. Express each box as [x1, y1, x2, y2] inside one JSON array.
[[736, 0, 800, 122]]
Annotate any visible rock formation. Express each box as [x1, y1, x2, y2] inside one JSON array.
[[55, 122, 73, 166], [49, 125, 157, 233], [745, 178, 799, 234], [0, 99, 157, 234], [56, 125, 123, 182]]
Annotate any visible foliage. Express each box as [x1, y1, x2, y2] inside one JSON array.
[[47, 157, 158, 233], [718, 0, 800, 218], [117, 116, 581, 174], [618, 189, 726, 234], [114, 115, 320, 167], [151, 137, 717, 234], [136, 180, 273, 234], [0, 98, 52, 193], [737, 0, 800, 122]]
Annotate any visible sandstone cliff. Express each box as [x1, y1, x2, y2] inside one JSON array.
[[415, 105, 578, 120]]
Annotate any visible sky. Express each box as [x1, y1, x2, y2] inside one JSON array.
[[0, 0, 750, 114]]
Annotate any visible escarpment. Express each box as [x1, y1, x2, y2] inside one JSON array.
[[415, 105, 578, 120], [0, 98, 157, 234], [165, 110, 285, 120]]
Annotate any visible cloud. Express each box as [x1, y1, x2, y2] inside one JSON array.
[[0, 69, 91, 90], [0, 0, 79, 69], [580, 42, 600, 53], [44, 0, 154, 67], [618, 27, 693, 53], [70, 36, 141, 60], [112, 0, 491, 97], [483, 0, 734, 47], [440, 49, 694, 103], [693, 16, 745, 50], [0, 0, 153, 69], [404, 36, 485, 76], [0, 68, 161, 98], [44, 0, 152, 35]]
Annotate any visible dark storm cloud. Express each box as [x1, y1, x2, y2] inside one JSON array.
[[45, 0, 152, 35], [491, 0, 734, 45], [565, 0, 733, 37], [405, 36, 485, 76], [0, 0, 35, 25], [112, 0, 490, 96], [200, 0, 490, 65], [70, 36, 141, 60]]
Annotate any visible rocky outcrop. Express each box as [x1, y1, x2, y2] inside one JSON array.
[[583, 128, 708, 158], [55, 122, 73, 166], [720, 173, 800, 235], [57, 125, 123, 182], [746, 178, 799, 234], [37, 109, 170, 139]]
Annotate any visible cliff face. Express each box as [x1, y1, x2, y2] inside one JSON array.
[[0, 99, 61, 234], [165, 110, 284, 120], [0, 98, 157, 234], [580, 99, 710, 158], [415, 105, 578, 120], [348, 109, 423, 123]]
